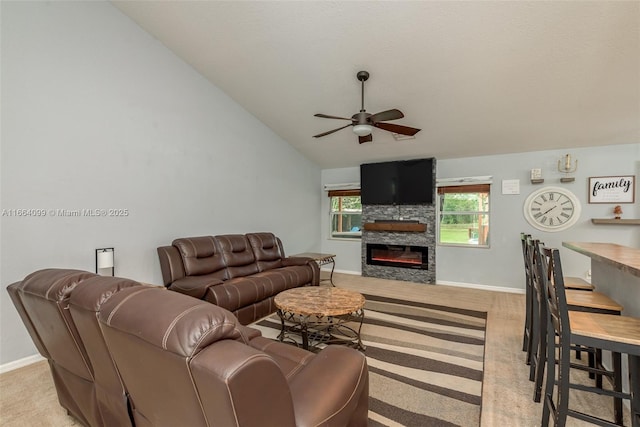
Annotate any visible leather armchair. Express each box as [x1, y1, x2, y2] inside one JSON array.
[[99, 286, 369, 427]]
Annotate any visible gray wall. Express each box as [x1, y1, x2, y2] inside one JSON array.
[[0, 1, 321, 365], [321, 143, 639, 289]]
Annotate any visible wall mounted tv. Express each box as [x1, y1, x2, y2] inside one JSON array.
[[360, 158, 434, 205]]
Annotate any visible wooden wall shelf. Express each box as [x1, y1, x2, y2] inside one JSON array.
[[591, 218, 640, 225], [363, 222, 427, 232]]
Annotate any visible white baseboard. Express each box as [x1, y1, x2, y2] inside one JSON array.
[[329, 270, 525, 294], [333, 269, 361, 276], [436, 280, 525, 294], [0, 354, 45, 374]]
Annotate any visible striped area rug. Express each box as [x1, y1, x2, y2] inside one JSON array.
[[253, 293, 487, 427]]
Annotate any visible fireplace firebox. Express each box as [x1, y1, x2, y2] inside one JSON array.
[[366, 244, 428, 270]]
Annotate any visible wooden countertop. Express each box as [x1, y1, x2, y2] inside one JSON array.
[[562, 242, 640, 279]]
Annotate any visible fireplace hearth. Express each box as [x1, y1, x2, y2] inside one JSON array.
[[366, 243, 428, 270]]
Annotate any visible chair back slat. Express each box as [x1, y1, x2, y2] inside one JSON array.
[[520, 233, 530, 270], [537, 246, 571, 338], [527, 238, 542, 295]]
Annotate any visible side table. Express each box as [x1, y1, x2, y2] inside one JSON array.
[[292, 252, 336, 286]]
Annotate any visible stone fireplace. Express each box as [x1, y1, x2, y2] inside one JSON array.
[[361, 204, 436, 284], [360, 157, 436, 284]]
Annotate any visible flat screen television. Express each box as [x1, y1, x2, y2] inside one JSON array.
[[360, 158, 434, 205]]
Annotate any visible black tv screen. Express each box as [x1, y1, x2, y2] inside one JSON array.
[[360, 161, 397, 205], [360, 158, 434, 205]]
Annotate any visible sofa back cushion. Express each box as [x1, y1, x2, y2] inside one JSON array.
[[173, 236, 227, 279], [246, 232, 284, 272], [18, 269, 96, 380], [68, 276, 142, 427], [13, 269, 102, 426], [215, 235, 259, 278]]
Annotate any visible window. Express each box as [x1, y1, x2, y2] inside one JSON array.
[[329, 190, 362, 239], [437, 184, 490, 247]]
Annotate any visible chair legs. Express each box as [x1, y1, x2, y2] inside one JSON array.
[[630, 355, 640, 427], [613, 353, 623, 425], [540, 333, 625, 425]]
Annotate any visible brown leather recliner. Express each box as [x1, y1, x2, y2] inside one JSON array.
[[99, 286, 369, 427], [7, 269, 140, 427], [67, 276, 144, 426]]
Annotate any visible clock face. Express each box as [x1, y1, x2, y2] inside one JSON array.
[[524, 187, 581, 232]]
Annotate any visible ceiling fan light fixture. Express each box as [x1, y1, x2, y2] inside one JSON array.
[[353, 124, 373, 136]]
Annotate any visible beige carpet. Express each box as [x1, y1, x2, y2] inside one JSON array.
[[0, 273, 632, 426]]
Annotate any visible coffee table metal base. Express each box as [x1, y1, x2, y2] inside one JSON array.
[[276, 309, 365, 352]]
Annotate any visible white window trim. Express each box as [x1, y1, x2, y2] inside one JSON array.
[[436, 178, 492, 248], [327, 188, 362, 241]]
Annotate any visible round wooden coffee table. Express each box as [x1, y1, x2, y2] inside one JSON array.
[[274, 287, 366, 352]]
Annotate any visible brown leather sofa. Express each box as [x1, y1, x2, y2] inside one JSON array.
[[157, 232, 320, 324], [8, 269, 369, 427]]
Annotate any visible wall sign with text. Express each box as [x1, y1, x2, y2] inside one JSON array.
[[588, 175, 635, 203]]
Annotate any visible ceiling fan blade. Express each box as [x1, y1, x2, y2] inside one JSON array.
[[368, 109, 404, 123], [374, 122, 421, 136], [314, 113, 353, 121], [313, 123, 352, 138], [358, 134, 373, 144]]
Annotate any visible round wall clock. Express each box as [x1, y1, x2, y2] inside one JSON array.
[[523, 186, 581, 232]]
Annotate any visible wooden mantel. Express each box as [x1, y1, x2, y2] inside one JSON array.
[[363, 222, 427, 232]]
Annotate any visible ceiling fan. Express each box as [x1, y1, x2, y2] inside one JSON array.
[[313, 70, 421, 144]]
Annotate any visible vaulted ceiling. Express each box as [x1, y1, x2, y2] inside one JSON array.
[[113, 1, 640, 169]]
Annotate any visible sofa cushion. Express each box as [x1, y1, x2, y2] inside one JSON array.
[[204, 276, 268, 313], [215, 234, 259, 278], [247, 232, 284, 271], [173, 236, 227, 278], [203, 267, 312, 313], [257, 266, 315, 291]]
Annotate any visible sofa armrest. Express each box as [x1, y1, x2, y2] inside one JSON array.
[[191, 340, 297, 427], [282, 257, 320, 286], [168, 276, 224, 299], [157, 245, 185, 286], [288, 345, 368, 426]]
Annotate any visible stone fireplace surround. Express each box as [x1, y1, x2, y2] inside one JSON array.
[[361, 203, 436, 284]]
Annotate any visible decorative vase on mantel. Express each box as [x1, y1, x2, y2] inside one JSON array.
[[613, 205, 623, 220]]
